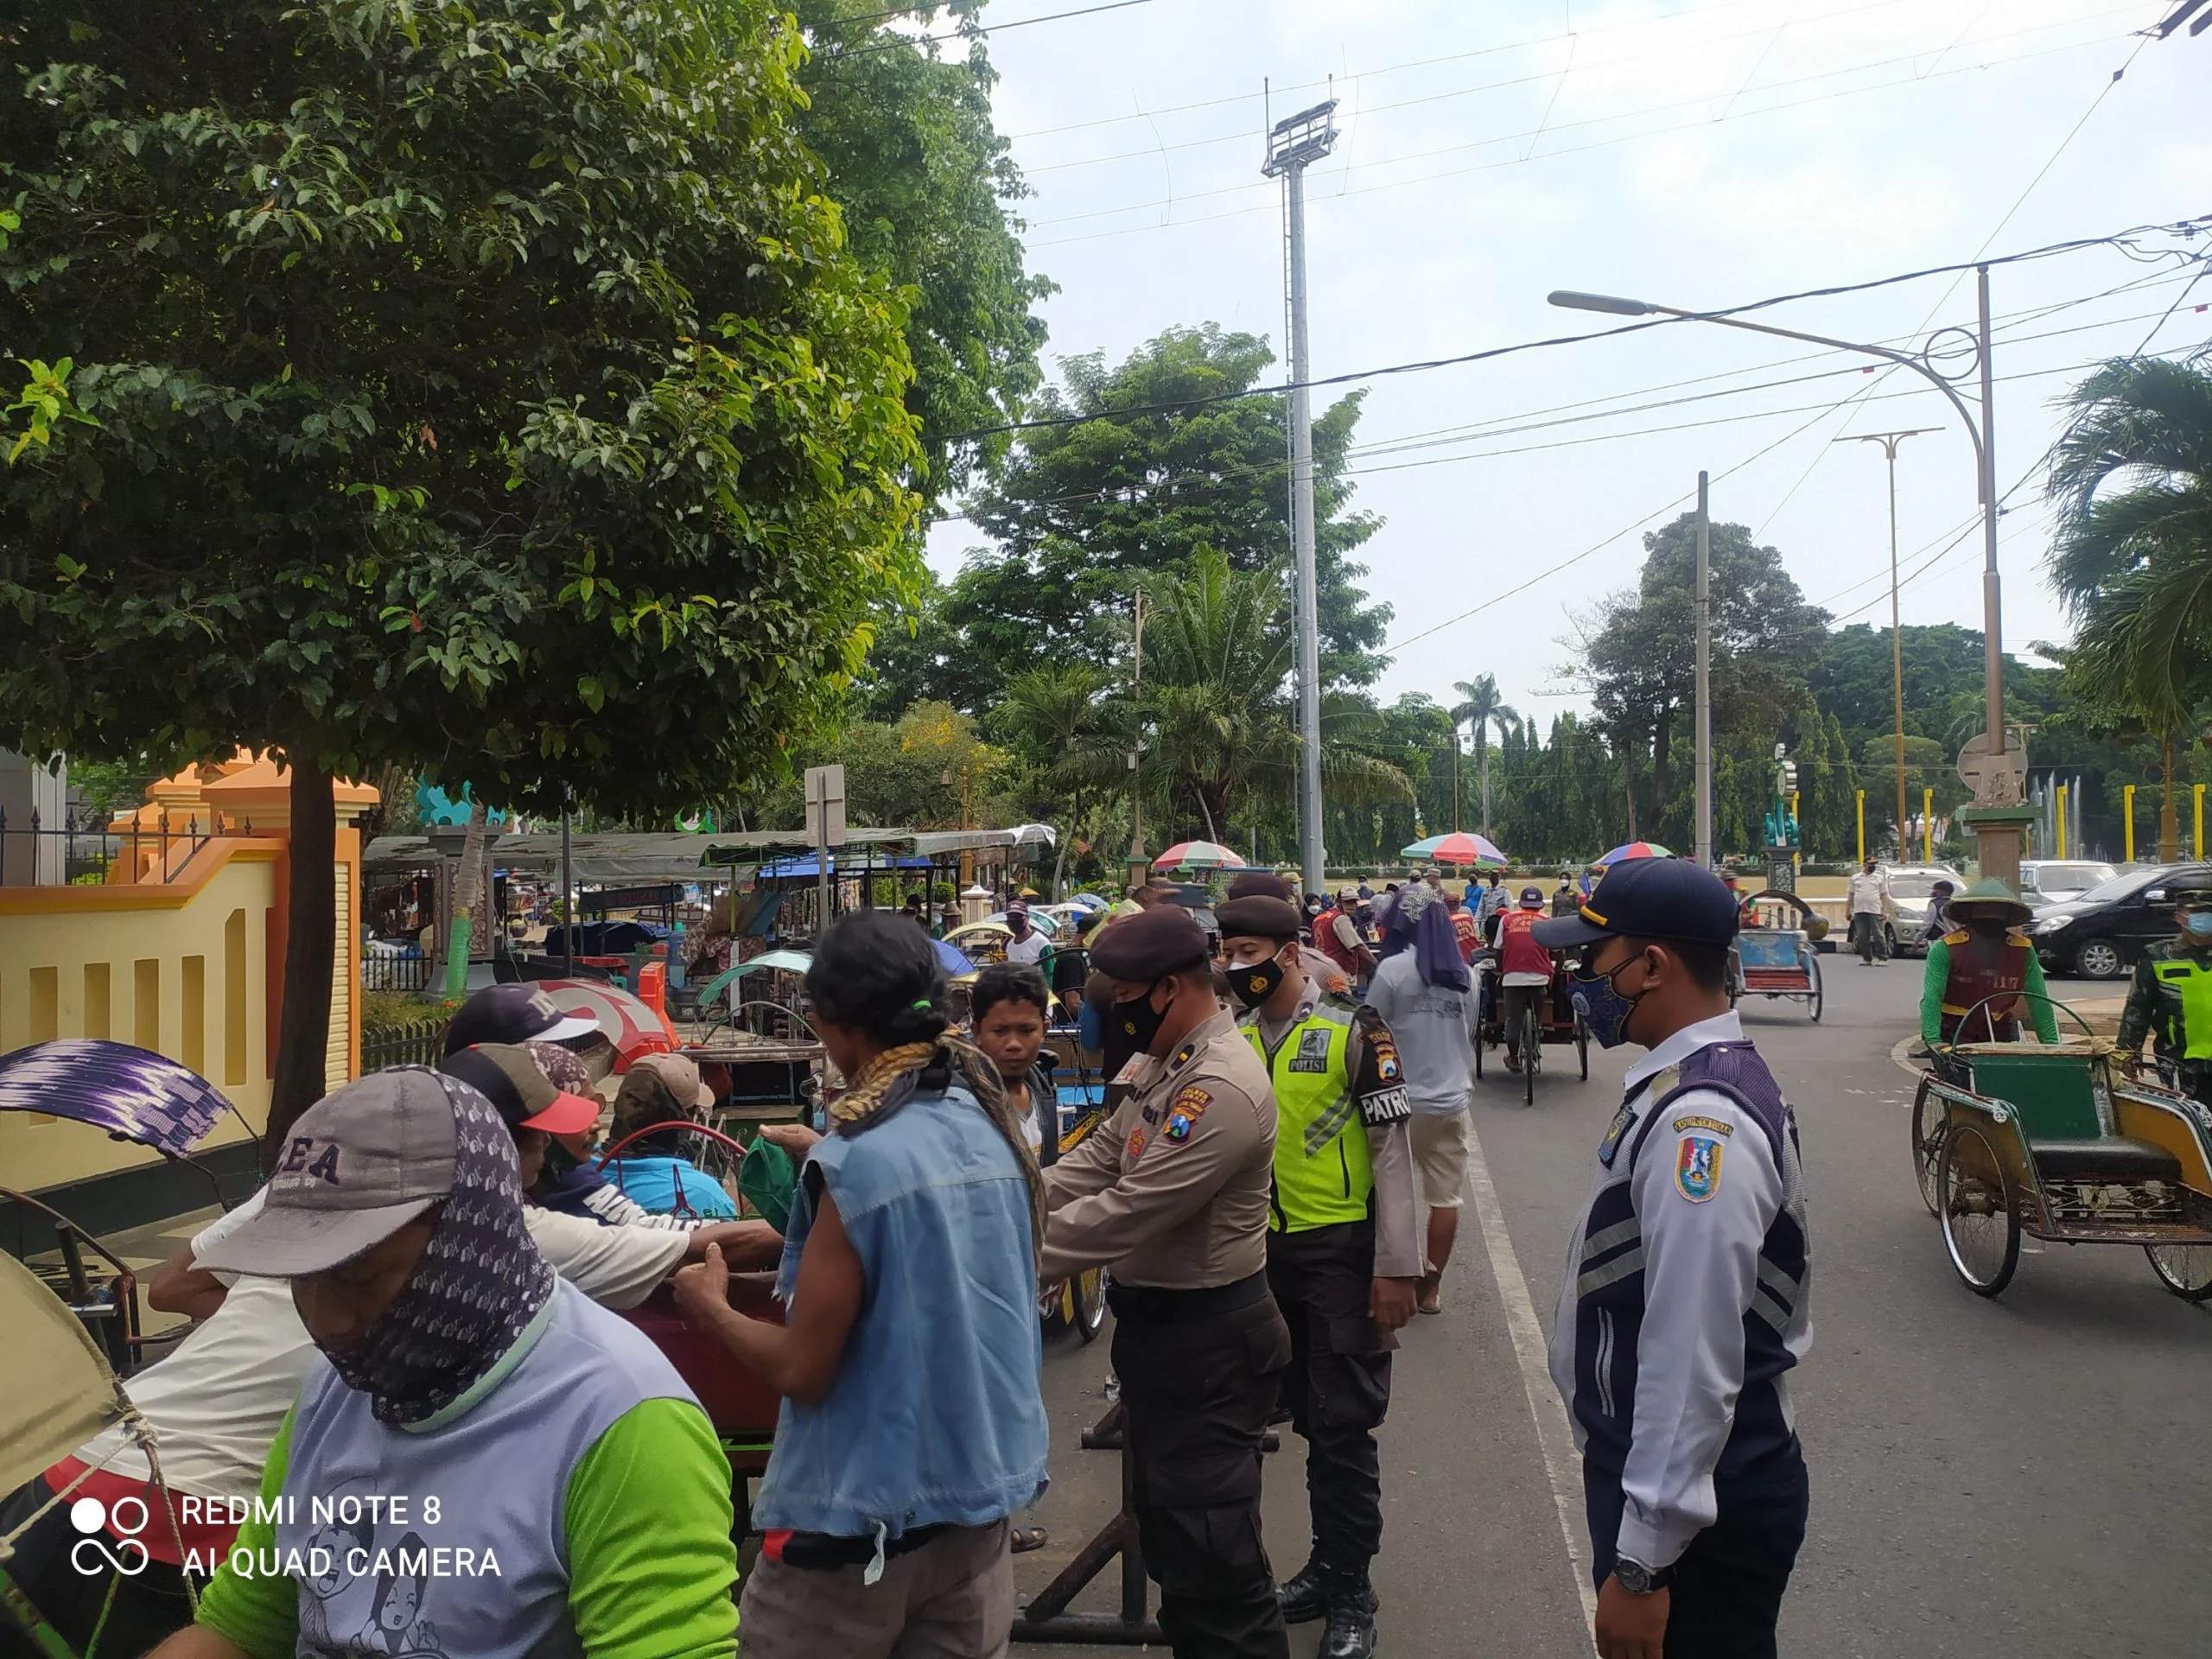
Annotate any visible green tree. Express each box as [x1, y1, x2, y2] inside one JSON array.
[[2045, 355, 2212, 861], [1451, 674, 1519, 839], [994, 663, 1116, 896], [928, 326, 1391, 710], [791, 0, 1052, 499], [0, 0, 923, 1148]]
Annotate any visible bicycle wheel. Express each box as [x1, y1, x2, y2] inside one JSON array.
[[1523, 1001, 1541, 1106], [1577, 1018, 1590, 1081], [1072, 1267, 1109, 1338], [1909, 1078, 1946, 1217], [1938, 1122, 2019, 1297], [2145, 1242, 2212, 1302], [1807, 955, 1823, 1023]]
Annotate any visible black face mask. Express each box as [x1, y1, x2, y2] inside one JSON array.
[[1229, 952, 1290, 1012], [1115, 981, 1171, 1053]]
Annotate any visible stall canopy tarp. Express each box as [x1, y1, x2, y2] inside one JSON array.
[[364, 825, 1052, 886], [0, 1252, 132, 1497]]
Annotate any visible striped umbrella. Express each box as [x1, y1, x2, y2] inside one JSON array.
[[1153, 840, 1248, 873], [1592, 841, 1672, 870], [1402, 831, 1507, 867], [533, 979, 679, 1068]]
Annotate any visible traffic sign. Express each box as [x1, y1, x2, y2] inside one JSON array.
[[804, 765, 847, 848]]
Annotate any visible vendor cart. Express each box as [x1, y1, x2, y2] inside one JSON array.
[[1728, 889, 1824, 1022]]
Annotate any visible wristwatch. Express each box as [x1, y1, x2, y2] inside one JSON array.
[[1611, 1556, 1672, 1595]]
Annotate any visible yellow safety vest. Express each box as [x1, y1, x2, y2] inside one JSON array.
[[2151, 955, 2212, 1060], [1242, 999, 1374, 1233]]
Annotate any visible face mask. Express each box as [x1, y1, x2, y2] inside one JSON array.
[[1229, 950, 1292, 1011], [2186, 912, 2212, 940], [1568, 954, 1649, 1049], [1115, 981, 1171, 1053]]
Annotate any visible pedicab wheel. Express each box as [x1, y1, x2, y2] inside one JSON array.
[[1909, 1078, 1946, 1217], [1937, 1122, 2018, 1297], [1474, 1024, 1484, 1080], [1071, 1266, 1109, 1338], [1576, 1019, 1590, 1081], [2145, 1242, 2212, 1302], [1522, 1001, 1541, 1107], [1806, 956, 1823, 1023]]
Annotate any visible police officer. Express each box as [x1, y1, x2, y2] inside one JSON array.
[[1041, 905, 1292, 1659], [2116, 885, 2212, 1102], [1532, 858, 1813, 1659], [1215, 877, 1419, 1659]]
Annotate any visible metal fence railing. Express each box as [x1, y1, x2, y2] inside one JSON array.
[[0, 804, 257, 887], [360, 1014, 450, 1072], [361, 952, 435, 994]]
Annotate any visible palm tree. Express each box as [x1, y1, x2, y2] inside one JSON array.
[[999, 664, 1111, 897], [1451, 675, 1520, 838], [2046, 355, 2212, 861]]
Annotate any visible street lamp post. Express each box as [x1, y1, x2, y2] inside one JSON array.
[[1835, 427, 1938, 861], [1550, 274, 2035, 886]]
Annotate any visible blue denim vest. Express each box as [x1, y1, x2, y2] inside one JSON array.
[[753, 1084, 1048, 1541]]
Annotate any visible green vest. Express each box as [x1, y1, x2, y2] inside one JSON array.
[[1242, 999, 1374, 1233], [2152, 955, 2212, 1060]]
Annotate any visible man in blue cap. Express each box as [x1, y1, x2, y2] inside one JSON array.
[[1532, 858, 1813, 1659]]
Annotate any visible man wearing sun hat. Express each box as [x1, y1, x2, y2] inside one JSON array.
[[1919, 879, 2059, 1051], [149, 1067, 740, 1659], [1531, 857, 1813, 1659]]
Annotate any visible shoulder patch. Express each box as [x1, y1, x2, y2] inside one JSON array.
[[1675, 1135, 1725, 1203], [1671, 1114, 1734, 1137], [1126, 1125, 1147, 1160], [1354, 1007, 1402, 1081], [1597, 1104, 1637, 1168], [1160, 1084, 1211, 1142], [1174, 1084, 1212, 1115]]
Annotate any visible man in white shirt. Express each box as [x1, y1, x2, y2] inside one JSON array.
[[1001, 900, 1053, 972], [1846, 858, 1891, 966]]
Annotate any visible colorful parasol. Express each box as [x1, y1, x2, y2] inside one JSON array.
[[0, 1039, 232, 1157], [1592, 842, 1672, 870], [532, 979, 679, 1067], [1153, 840, 1248, 873], [1402, 831, 1508, 867]]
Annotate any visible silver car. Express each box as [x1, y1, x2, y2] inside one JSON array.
[[1885, 864, 1970, 957], [2018, 860, 2119, 906]]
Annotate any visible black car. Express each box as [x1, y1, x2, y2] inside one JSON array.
[[2030, 863, 2212, 978]]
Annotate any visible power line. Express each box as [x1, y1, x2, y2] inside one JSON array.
[[814, 0, 1161, 57]]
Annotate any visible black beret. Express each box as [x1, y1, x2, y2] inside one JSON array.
[[1216, 894, 1303, 942], [1090, 905, 1211, 979], [1224, 871, 1295, 902]]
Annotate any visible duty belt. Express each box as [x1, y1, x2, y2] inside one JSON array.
[[1106, 1268, 1270, 1324]]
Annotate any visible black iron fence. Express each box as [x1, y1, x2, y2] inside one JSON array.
[[360, 1014, 450, 1071], [0, 804, 256, 887], [361, 951, 436, 993]]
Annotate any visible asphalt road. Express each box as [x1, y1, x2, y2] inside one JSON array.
[[1015, 959, 2212, 1657]]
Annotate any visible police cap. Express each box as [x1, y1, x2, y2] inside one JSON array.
[[1216, 894, 1303, 942], [1224, 871, 1295, 902], [1090, 904, 1212, 980], [1532, 855, 1739, 951]]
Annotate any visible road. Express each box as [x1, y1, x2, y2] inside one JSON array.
[[1016, 958, 2212, 1657]]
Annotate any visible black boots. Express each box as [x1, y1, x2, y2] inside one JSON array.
[[1276, 1562, 1379, 1656]]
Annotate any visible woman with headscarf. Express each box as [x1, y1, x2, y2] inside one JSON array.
[[671, 911, 1048, 1658], [1363, 881, 1478, 1315], [149, 1068, 740, 1659]]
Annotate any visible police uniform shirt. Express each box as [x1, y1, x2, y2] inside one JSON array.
[[1249, 989, 1424, 1279], [1041, 1009, 1276, 1287], [1545, 1010, 1813, 1571]]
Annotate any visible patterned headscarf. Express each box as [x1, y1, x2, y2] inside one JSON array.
[[1378, 883, 1472, 993], [321, 1070, 556, 1427]]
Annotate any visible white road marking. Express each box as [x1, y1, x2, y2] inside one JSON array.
[[1461, 1120, 1600, 1639]]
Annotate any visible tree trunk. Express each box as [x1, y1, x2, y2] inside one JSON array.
[[1196, 786, 1220, 844], [1477, 728, 1492, 838], [1650, 711, 1672, 819], [265, 756, 337, 1170], [2159, 731, 2181, 863]]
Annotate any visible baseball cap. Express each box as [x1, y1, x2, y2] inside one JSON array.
[[442, 983, 599, 1054], [1532, 856, 1739, 952], [439, 1044, 601, 1135], [1519, 886, 1545, 907], [1005, 900, 1030, 918], [195, 1070, 461, 1276], [626, 1050, 715, 1111]]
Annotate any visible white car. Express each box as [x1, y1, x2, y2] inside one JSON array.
[[2018, 860, 2119, 906], [1883, 864, 1970, 957]]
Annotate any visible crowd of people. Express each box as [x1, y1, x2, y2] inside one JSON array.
[[3, 859, 1842, 1659]]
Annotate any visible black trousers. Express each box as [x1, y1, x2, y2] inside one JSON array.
[[0, 1477, 200, 1659], [1111, 1278, 1294, 1659], [1583, 1442, 1810, 1659], [1266, 1219, 1394, 1583]]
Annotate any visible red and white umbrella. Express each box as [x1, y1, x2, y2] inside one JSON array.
[[1153, 840, 1248, 873], [532, 980, 678, 1069]]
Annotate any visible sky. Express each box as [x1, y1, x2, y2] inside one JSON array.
[[920, 0, 2211, 729]]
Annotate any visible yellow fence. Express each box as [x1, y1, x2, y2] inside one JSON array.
[[0, 838, 358, 1196]]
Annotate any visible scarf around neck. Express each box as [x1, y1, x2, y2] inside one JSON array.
[[322, 1071, 556, 1427]]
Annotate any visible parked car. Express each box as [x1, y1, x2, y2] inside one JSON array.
[[2018, 859, 2119, 906], [1884, 864, 1970, 957], [2031, 862, 2212, 978]]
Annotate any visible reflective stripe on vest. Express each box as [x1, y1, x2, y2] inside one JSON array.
[[1243, 1005, 1373, 1231], [2152, 957, 2212, 1061]]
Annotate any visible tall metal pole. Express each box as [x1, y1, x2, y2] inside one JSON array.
[[1128, 587, 1146, 872], [1977, 264, 2004, 787], [1694, 471, 1713, 871], [1267, 100, 1337, 901], [1837, 428, 1936, 861]]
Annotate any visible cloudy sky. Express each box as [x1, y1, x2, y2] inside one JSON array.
[[921, 0, 2209, 724]]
